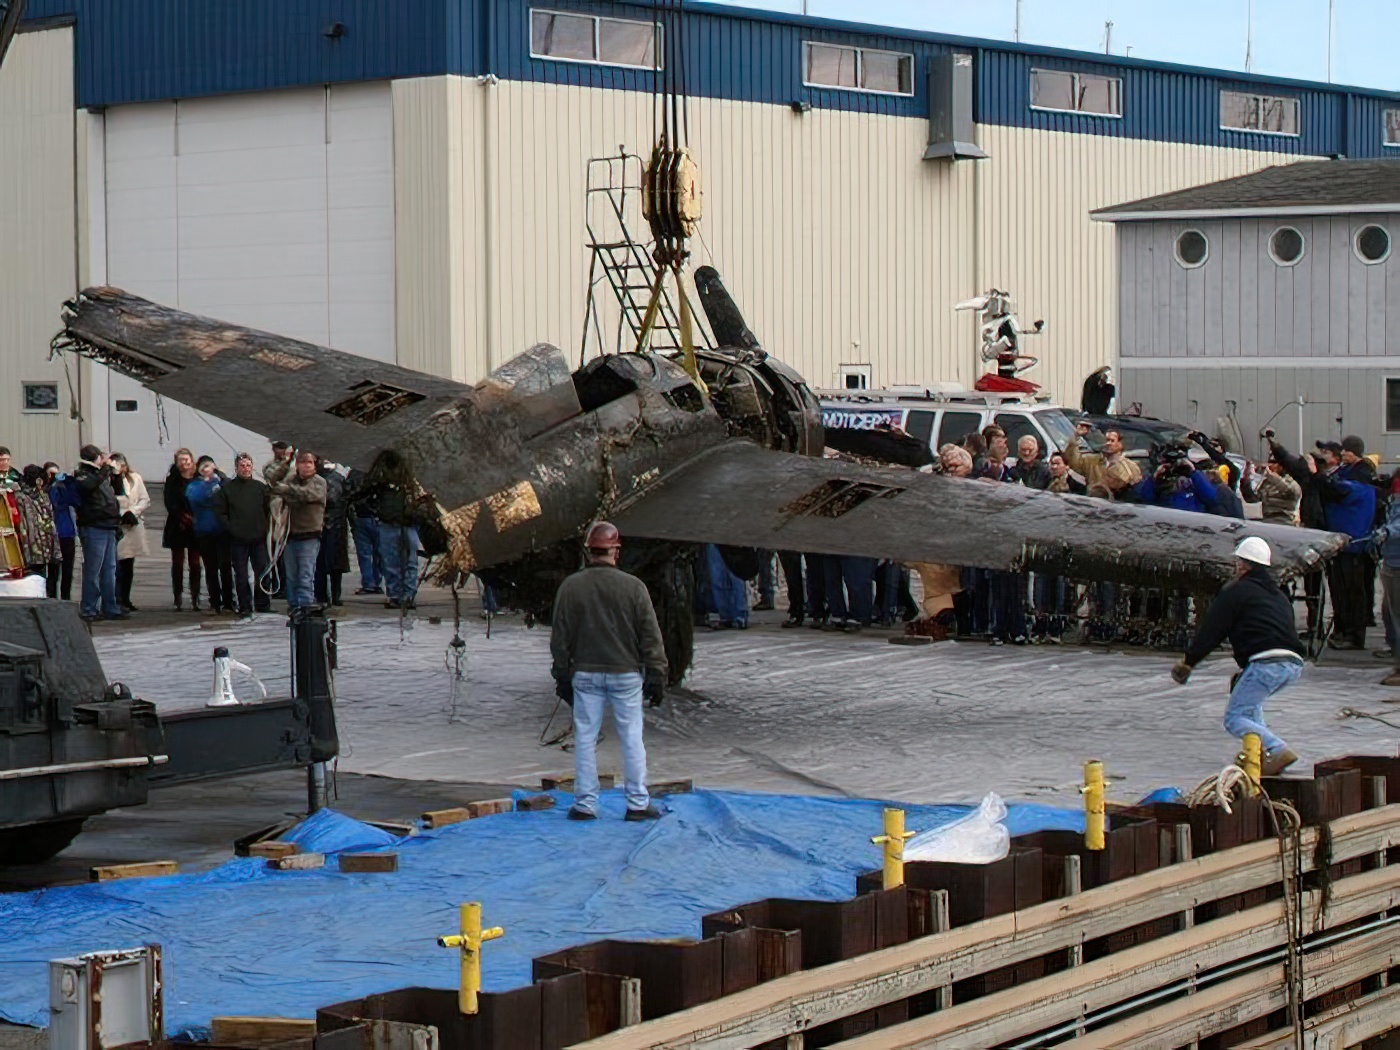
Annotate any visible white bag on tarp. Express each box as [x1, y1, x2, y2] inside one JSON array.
[[904, 792, 1010, 864]]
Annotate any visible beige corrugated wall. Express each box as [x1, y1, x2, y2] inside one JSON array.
[[0, 27, 81, 462], [397, 77, 1310, 405]]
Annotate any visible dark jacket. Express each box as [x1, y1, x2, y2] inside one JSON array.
[[1317, 471, 1377, 540], [1008, 458, 1051, 490], [319, 468, 348, 530], [358, 481, 417, 526], [550, 564, 667, 677], [1136, 469, 1218, 513], [215, 476, 271, 543], [73, 461, 120, 530], [1212, 485, 1246, 519], [162, 468, 197, 548], [1270, 440, 1327, 529], [1184, 567, 1304, 669], [48, 476, 79, 540]]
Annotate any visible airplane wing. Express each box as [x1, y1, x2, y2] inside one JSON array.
[[54, 287, 579, 475], [611, 442, 1343, 588]]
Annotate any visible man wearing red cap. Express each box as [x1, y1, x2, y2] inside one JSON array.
[[551, 521, 668, 821]]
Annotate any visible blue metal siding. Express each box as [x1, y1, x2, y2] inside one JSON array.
[[74, 0, 465, 107], [34, 0, 1400, 158], [18, 0, 75, 23]]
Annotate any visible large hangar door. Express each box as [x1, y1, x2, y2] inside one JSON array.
[[102, 84, 395, 478]]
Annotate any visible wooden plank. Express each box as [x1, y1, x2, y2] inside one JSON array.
[[1051, 924, 1400, 1049], [248, 841, 299, 859], [338, 852, 398, 873], [212, 1017, 318, 1046], [89, 860, 178, 882], [830, 866, 1398, 1048], [517, 794, 558, 812], [1304, 981, 1400, 1050], [466, 798, 514, 819], [421, 807, 471, 828], [571, 806, 1400, 1050]]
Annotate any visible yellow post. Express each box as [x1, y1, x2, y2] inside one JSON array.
[[870, 807, 916, 889], [1082, 761, 1106, 851], [1240, 733, 1262, 794], [437, 902, 504, 1014]]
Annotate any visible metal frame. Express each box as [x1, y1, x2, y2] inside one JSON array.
[[528, 8, 662, 72], [1173, 228, 1210, 269], [1028, 66, 1124, 118], [1267, 224, 1306, 267], [1353, 221, 1393, 265], [1219, 88, 1302, 137]]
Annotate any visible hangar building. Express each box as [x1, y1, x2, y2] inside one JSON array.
[[3, 0, 1399, 475]]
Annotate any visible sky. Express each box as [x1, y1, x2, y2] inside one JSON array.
[[713, 0, 1400, 92]]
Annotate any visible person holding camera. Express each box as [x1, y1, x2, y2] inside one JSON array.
[[1065, 421, 1142, 496], [1136, 445, 1219, 513], [74, 445, 124, 622], [1241, 453, 1301, 526], [550, 521, 667, 823]]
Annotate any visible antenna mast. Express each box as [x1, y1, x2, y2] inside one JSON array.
[[1244, 0, 1253, 72], [1014, 0, 1023, 42]]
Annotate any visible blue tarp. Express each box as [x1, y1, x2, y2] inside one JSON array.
[[0, 789, 1083, 1034]]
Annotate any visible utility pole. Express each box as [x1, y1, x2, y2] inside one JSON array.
[[1327, 0, 1335, 82], [1244, 0, 1254, 72]]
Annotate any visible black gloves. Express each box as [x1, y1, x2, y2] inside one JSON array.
[[1171, 660, 1192, 685], [121, 512, 139, 526], [551, 668, 573, 706], [643, 670, 666, 708]]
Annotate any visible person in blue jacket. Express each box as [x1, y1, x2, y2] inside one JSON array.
[[1134, 446, 1220, 514], [44, 461, 79, 600], [184, 456, 235, 614], [1368, 471, 1400, 686], [1311, 451, 1377, 650]]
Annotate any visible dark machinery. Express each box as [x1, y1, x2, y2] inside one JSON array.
[[0, 599, 339, 864]]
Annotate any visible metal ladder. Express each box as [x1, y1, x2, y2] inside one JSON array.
[[580, 151, 710, 362]]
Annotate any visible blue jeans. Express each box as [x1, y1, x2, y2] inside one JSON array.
[[351, 513, 381, 590], [284, 537, 320, 609], [79, 526, 119, 618], [571, 671, 648, 814], [705, 544, 747, 626], [1224, 658, 1303, 755], [379, 523, 420, 602]]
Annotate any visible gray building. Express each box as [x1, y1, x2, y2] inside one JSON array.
[[1094, 160, 1400, 464]]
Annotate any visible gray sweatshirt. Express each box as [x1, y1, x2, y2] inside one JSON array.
[[550, 564, 667, 677]]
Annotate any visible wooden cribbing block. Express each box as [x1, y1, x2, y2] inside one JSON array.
[[269, 852, 325, 871], [541, 773, 615, 791], [90, 861, 178, 882], [466, 798, 514, 818], [338, 852, 398, 874], [421, 807, 471, 828], [648, 778, 694, 796], [516, 793, 557, 812], [247, 841, 298, 859], [210, 1017, 317, 1047]]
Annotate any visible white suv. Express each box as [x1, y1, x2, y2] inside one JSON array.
[[818, 388, 1084, 458]]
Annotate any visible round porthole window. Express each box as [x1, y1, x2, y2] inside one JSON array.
[[1355, 224, 1391, 264], [1174, 229, 1209, 269], [1269, 226, 1304, 266]]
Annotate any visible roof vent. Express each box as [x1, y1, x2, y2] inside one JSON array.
[[924, 51, 987, 162]]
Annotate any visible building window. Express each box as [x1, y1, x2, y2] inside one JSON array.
[[1269, 226, 1305, 267], [1386, 109, 1400, 147], [1355, 224, 1391, 264], [1220, 90, 1299, 136], [530, 10, 660, 70], [804, 43, 914, 95], [839, 364, 872, 390], [1387, 378, 1400, 432], [1029, 68, 1122, 117], [21, 382, 59, 414], [1174, 230, 1209, 269]]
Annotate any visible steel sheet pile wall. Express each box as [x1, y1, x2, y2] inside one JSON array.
[[0, 27, 79, 459], [302, 756, 1400, 1050]]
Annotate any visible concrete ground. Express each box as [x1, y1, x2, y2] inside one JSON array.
[[28, 485, 1400, 876]]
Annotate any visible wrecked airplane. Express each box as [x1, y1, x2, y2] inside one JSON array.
[[53, 272, 1344, 681]]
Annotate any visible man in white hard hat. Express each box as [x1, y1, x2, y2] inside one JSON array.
[[1171, 537, 1304, 776]]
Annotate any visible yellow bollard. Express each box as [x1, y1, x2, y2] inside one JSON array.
[[1082, 761, 1106, 851], [1239, 733, 1262, 795], [870, 807, 916, 889], [437, 902, 504, 1014]]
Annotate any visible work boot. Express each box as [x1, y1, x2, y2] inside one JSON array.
[[752, 598, 775, 611], [566, 806, 596, 821], [624, 804, 664, 822], [1261, 747, 1300, 777], [781, 615, 803, 628], [1375, 648, 1394, 659], [1382, 671, 1400, 687]]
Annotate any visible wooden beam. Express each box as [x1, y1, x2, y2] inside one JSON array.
[[1051, 925, 1400, 1049], [571, 805, 1400, 1050], [831, 867, 1399, 1048], [89, 860, 178, 882], [210, 1017, 318, 1046]]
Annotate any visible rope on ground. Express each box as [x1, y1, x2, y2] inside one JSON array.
[[1339, 706, 1400, 731], [1186, 762, 1306, 1047]]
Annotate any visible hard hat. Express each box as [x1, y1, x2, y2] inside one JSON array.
[[585, 521, 621, 550], [1234, 536, 1272, 567]]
